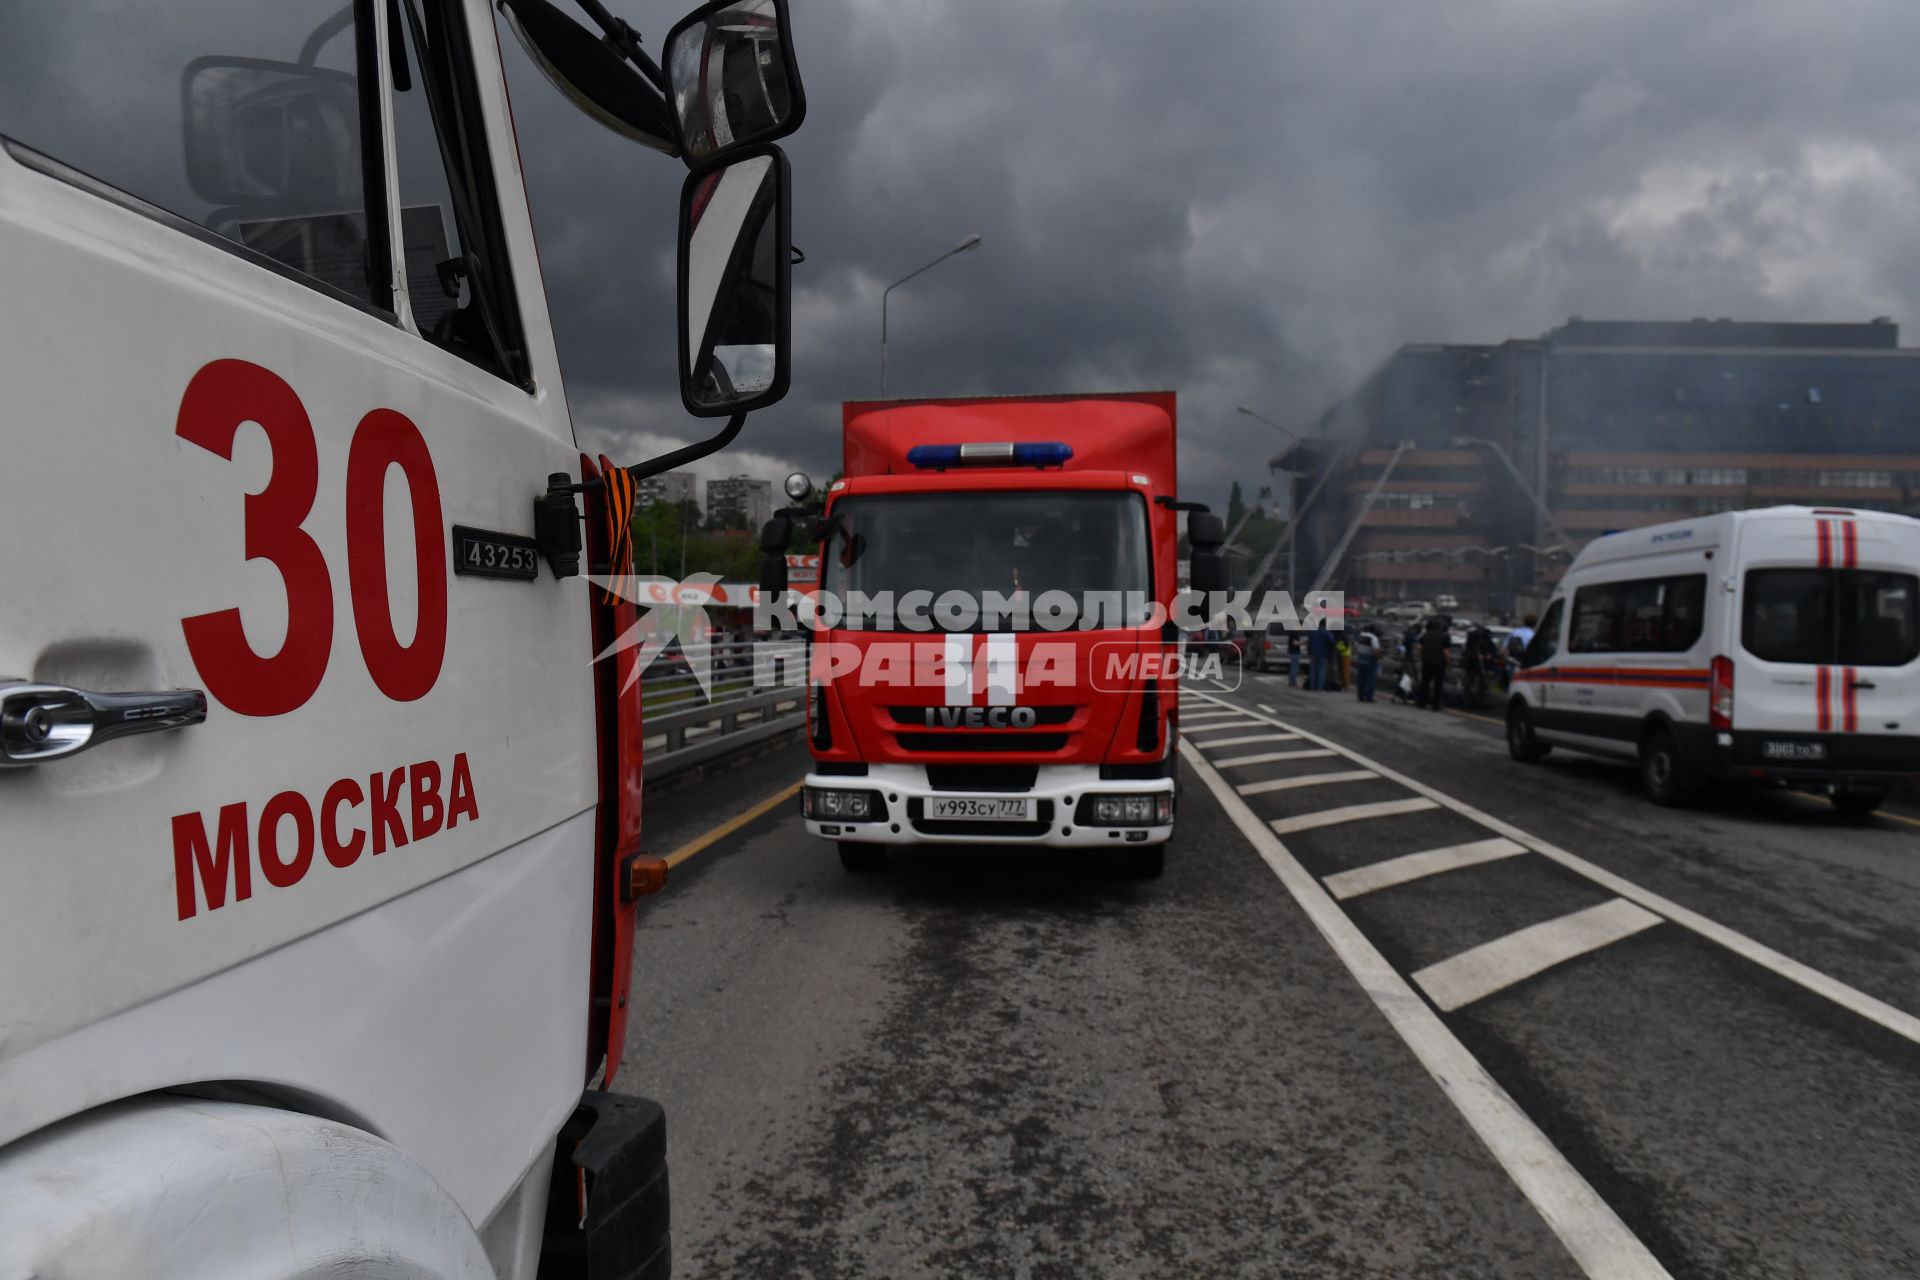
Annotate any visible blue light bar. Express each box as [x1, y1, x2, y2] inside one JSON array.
[[907, 441, 1074, 469]]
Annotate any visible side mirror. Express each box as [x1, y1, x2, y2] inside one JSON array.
[[1190, 550, 1228, 597], [1188, 512, 1226, 550], [498, 0, 676, 150], [758, 515, 793, 553], [665, 0, 807, 169], [757, 516, 793, 595], [678, 147, 792, 416], [759, 556, 790, 596], [182, 58, 360, 206]]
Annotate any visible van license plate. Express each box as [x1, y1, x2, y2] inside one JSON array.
[[1761, 740, 1827, 761], [927, 797, 1033, 821]]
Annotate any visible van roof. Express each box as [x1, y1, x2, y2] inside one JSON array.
[[1567, 504, 1920, 571]]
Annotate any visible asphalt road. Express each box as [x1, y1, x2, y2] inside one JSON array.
[[618, 668, 1920, 1279]]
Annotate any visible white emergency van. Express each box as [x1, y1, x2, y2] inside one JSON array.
[[1505, 505, 1920, 816], [0, 2, 805, 1276]]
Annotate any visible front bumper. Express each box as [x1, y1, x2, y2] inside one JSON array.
[[803, 764, 1174, 848]]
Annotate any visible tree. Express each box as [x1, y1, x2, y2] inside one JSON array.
[[1226, 481, 1246, 532]]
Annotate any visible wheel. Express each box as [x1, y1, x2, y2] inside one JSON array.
[[1831, 788, 1889, 821], [1506, 704, 1550, 762], [838, 841, 887, 873], [1640, 728, 1699, 806], [1124, 843, 1165, 878]]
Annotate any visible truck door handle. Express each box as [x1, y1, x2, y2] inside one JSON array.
[[0, 681, 208, 767], [1849, 679, 1877, 690]]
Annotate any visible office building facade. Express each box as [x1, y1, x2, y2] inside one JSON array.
[[1280, 318, 1920, 612]]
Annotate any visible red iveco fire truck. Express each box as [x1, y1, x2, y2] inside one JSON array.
[[763, 393, 1227, 877]]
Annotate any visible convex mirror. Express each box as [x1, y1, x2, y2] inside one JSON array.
[[677, 146, 791, 416], [665, 0, 806, 168]]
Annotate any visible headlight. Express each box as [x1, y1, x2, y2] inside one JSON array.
[[805, 788, 877, 821], [1091, 795, 1157, 825]]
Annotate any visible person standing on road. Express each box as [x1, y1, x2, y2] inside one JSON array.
[[1353, 625, 1381, 702], [1336, 633, 1352, 692], [1507, 612, 1538, 664], [1418, 617, 1450, 711], [1308, 620, 1335, 691], [1287, 631, 1303, 687]]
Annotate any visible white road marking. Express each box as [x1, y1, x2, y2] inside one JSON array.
[[1183, 718, 1266, 734], [1181, 741, 1672, 1280], [1236, 769, 1379, 798], [1213, 748, 1339, 768], [1186, 691, 1920, 1048], [1181, 709, 1249, 723], [1189, 731, 1299, 749], [1325, 836, 1528, 901], [1258, 703, 1279, 714], [1412, 899, 1663, 1013], [1269, 797, 1439, 835]]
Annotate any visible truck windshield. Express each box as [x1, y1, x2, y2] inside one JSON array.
[[821, 491, 1152, 632]]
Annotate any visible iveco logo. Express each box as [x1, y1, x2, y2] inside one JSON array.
[[922, 706, 1039, 729]]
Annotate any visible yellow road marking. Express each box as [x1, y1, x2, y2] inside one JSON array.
[[662, 779, 804, 868], [1446, 708, 1504, 726]]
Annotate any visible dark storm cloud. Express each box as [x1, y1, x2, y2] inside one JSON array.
[[498, 0, 1920, 508]]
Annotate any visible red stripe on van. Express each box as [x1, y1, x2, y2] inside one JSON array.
[[1816, 519, 1833, 567], [1816, 666, 1831, 731], [1843, 666, 1859, 733], [1842, 520, 1859, 568]]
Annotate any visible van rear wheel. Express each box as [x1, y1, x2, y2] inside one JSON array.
[[1831, 788, 1889, 822], [1506, 705, 1549, 763], [838, 841, 887, 873], [1641, 729, 1700, 806]]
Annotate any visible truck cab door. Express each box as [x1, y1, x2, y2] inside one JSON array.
[[0, 1, 594, 1076]]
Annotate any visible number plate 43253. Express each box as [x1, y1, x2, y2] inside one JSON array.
[[452, 525, 541, 580]]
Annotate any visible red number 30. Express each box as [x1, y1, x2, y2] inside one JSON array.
[[178, 360, 448, 715]]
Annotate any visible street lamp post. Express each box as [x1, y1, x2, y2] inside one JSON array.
[[880, 233, 983, 397], [1238, 405, 1305, 592]]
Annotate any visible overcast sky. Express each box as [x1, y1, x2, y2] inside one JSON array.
[[497, 0, 1920, 514]]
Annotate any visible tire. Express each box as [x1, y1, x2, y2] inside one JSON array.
[[838, 841, 887, 873], [1640, 728, 1699, 806], [1124, 843, 1166, 878], [1506, 704, 1550, 762], [1831, 788, 1889, 821]]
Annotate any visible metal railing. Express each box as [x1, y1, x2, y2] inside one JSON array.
[[640, 639, 809, 780]]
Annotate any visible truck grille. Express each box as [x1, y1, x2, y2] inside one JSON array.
[[925, 764, 1040, 792], [907, 797, 1055, 838], [892, 733, 1070, 754]]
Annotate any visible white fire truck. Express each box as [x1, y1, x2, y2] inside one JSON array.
[[0, 2, 803, 1275]]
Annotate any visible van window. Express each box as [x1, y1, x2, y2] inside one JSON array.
[[1568, 584, 1623, 653], [1743, 569, 1920, 667], [390, 0, 529, 383], [1522, 599, 1564, 667], [1841, 572, 1918, 667], [0, 2, 384, 309], [1572, 574, 1706, 654]]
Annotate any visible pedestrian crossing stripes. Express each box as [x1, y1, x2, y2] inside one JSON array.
[[1268, 796, 1439, 836], [1323, 837, 1527, 901], [1236, 769, 1378, 799]]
